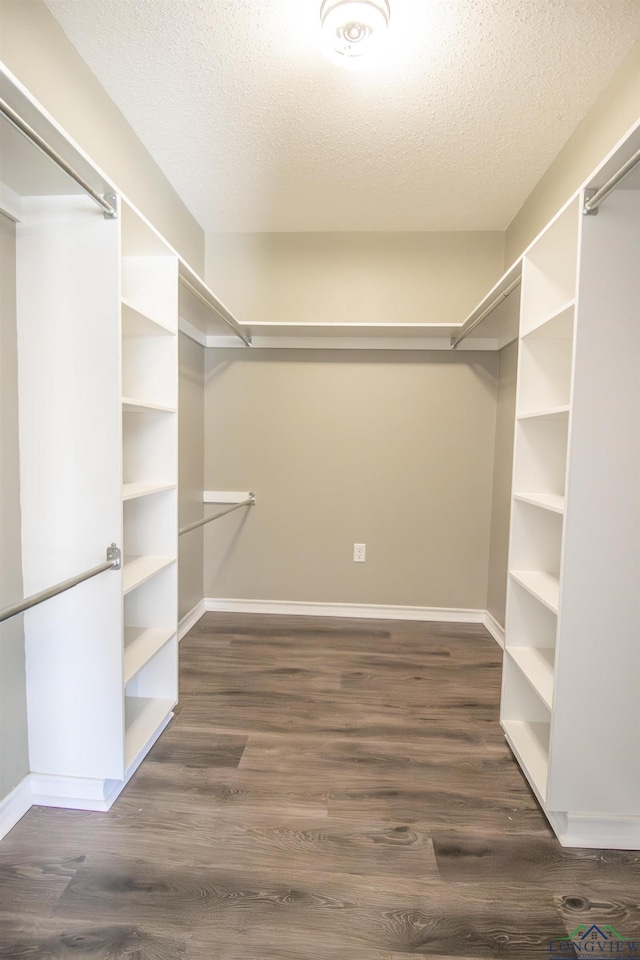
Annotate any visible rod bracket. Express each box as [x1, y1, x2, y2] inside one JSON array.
[[450, 336, 459, 349], [248, 492, 256, 503], [583, 188, 599, 216], [103, 193, 118, 220], [107, 543, 121, 569]]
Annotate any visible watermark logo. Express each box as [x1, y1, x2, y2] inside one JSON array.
[[550, 925, 640, 958]]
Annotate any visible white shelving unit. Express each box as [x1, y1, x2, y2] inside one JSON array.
[[502, 161, 640, 847], [0, 76, 180, 812], [120, 201, 178, 775]]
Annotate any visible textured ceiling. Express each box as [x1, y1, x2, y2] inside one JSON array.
[[43, 0, 640, 232]]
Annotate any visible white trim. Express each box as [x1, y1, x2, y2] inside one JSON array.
[[178, 316, 208, 347], [204, 597, 487, 623], [482, 611, 505, 647], [203, 491, 253, 503], [0, 776, 32, 840], [551, 811, 640, 850], [179, 599, 206, 639], [29, 773, 120, 812]]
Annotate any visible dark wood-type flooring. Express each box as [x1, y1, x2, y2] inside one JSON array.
[[2, 613, 640, 958]]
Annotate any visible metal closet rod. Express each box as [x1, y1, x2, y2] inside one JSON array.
[[450, 276, 521, 350], [179, 276, 252, 348], [0, 96, 117, 219], [583, 146, 640, 215], [0, 544, 121, 625], [178, 495, 256, 536]]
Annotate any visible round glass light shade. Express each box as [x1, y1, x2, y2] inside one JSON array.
[[320, 0, 390, 61]]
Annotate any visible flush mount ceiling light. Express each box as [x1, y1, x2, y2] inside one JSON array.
[[320, 0, 391, 64]]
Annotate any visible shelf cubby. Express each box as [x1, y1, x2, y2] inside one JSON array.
[[124, 695, 175, 773], [508, 647, 555, 710], [123, 561, 176, 629], [121, 256, 178, 334], [121, 298, 176, 338], [506, 576, 558, 651], [512, 416, 568, 499], [122, 408, 177, 485], [509, 499, 562, 578], [123, 489, 176, 558], [124, 627, 176, 685], [505, 574, 557, 708], [124, 639, 178, 769], [509, 570, 560, 614], [520, 199, 579, 336], [501, 656, 551, 803], [121, 333, 177, 410], [517, 303, 574, 416]]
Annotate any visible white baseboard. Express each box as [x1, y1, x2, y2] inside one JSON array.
[[29, 773, 119, 812], [550, 811, 640, 850], [482, 611, 505, 647], [205, 597, 488, 623], [179, 599, 206, 640], [0, 776, 32, 839]]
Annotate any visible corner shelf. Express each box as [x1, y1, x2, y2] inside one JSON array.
[[509, 570, 560, 614], [123, 627, 176, 685], [122, 555, 175, 595]]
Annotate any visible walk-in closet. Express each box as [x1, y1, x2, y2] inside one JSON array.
[[1, 1, 640, 954]]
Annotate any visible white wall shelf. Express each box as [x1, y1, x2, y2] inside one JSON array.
[[122, 555, 175, 595], [508, 646, 555, 709], [123, 627, 176, 685], [522, 300, 575, 341], [121, 298, 176, 338], [122, 481, 176, 501], [509, 571, 560, 614], [503, 175, 640, 848], [512, 493, 565, 514], [517, 405, 570, 422], [122, 398, 176, 414], [124, 696, 174, 771]]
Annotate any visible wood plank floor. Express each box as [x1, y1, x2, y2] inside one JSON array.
[[2, 613, 640, 958]]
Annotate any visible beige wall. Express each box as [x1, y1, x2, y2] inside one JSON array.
[[206, 232, 505, 327], [0, 0, 204, 273], [486, 340, 518, 628], [204, 349, 498, 609], [0, 213, 30, 797], [506, 41, 640, 265], [178, 333, 205, 621]]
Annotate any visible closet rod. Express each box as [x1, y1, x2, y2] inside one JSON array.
[[583, 146, 640, 215], [179, 496, 256, 536], [450, 276, 521, 349], [0, 545, 121, 625], [0, 97, 117, 219], [179, 276, 252, 347]]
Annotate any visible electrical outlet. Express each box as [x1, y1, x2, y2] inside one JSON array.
[[353, 543, 366, 562]]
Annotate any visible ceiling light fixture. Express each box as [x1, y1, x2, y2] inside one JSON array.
[[320, 0, 390, 64]]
